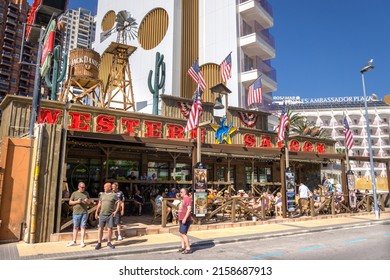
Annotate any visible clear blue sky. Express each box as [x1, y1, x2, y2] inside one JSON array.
[[270, 0, 389, 100], [29, 0, 389, 100]]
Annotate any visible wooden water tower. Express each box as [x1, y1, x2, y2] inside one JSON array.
[[59, 48, 105, 106]]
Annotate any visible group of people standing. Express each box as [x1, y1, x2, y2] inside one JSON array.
[[67, 181, 193, 254], [67, 181, 125, 250]]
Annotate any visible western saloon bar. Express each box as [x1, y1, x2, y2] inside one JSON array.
[[1, 94, 388, 243]]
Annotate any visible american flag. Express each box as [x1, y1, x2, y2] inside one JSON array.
[[184, 87, 203, 133], [277, 102, 289, 143], [343, 115, 354, 150], [188, 60, 206, 91], [248, 76, 262, 107], [220, 53, 232, 82]]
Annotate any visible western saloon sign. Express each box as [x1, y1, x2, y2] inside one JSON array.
[[37, 107, 328, 153]]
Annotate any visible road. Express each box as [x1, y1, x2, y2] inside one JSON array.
[[100, 222, 390, 260]]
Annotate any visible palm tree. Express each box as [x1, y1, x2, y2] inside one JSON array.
[[275, 111, 330, 139]]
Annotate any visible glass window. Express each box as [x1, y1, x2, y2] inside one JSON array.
[[148, 162, 169, 181], [66, 158, 102, 198], [103, 160, 140, 180], [245, 166, 272, 185], [170, 163, 191, 181], [216, 166, 225, 182]]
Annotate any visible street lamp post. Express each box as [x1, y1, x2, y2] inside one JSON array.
[[360, 59, 380, 220]]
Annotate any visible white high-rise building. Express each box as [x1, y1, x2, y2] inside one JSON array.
[[93, 0, 277, 114], [272, 96, 390, 182], [61, 8, 96, 51]]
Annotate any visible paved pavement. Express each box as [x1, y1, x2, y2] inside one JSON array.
[[1, 211, 389, 260]]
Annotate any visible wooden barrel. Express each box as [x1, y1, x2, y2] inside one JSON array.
[[69, 48, 101, 87]]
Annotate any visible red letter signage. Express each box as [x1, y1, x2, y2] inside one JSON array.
[[68, 112, 91, 131], [260, 136, 271, 147], [144, 121, 162, 138], [316, 143, 325, 154], [38, 108, 62, 124], [96, 115, 115, 133], [289, 139, 300, 152], [166, 124, 184, 139], [303, 141, 314, 152], [243, 134, 256, 147], [121, 118, 140, 135], [190, 128, 206, 142]]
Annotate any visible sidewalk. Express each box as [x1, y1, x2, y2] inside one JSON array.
[[1, 211, 389, 260]]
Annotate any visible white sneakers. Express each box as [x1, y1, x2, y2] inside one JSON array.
[[67, 240, 86, 248], [66, 241, 76, 247]]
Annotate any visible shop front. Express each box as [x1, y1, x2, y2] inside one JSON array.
[[0, 95, 343, 242]]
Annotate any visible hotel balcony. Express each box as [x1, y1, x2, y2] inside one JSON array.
[[19, 82, 29, 90], [7, 9, 18, 19], [241, 58, 277, 93], [6, 18, 17, 26], [239, 0, 273, 29], [20, 66, 30, 74], [3, 42, 14, 50], [5, 26, 16, 35], [2, 50, 12, 59], [240, 23, 275, 59], [0, 68, 11, 76], [0, 59, 12, 67], [19, 74, 30, 82]]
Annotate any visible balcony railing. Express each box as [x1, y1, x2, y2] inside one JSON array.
[[241, 22, 275, 49], [242, 57, 276, 82], [240, 0, 273, 17]]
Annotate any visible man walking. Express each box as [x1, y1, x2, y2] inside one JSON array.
[[95, 182, 120, 250], [178, 188, 192, 254], [67, 182, 91, 248]]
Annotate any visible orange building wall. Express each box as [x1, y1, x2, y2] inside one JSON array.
[[0, 137, 32, 242]]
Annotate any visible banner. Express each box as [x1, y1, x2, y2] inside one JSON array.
[[40, 18, 56, 76], [193, 167, 207, 217]]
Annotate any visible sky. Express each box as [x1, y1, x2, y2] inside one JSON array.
[[269, 0, 390, 100], [28, 0, 389, 100]]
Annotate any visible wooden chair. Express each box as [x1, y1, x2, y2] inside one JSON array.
[[150, 199, 162, 224]]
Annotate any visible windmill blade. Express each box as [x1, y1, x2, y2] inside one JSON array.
[[100, 27, 116, 43], [114, 10, 138, 44], [116, 10, 129, 25]]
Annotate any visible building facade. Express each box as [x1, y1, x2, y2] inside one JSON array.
[[60, 8, 96, 52], [272, 95, 390, 188], [59, 8, 96, 86], [93, 0, 277, 114], [0, 0, 37, 102]]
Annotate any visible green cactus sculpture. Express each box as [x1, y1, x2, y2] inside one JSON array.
[[148, 52, 166, 115], [45, 45, 68, 101]]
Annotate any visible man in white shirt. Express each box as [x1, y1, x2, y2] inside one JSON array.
[[298, 182, 311, 216]]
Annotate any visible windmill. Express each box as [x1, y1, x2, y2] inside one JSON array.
[[99, 10, 139, 111], [100, 10, 138, 45]]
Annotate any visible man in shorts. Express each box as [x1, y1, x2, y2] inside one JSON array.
[[95, 182, 120, 250], [67, 182, 91, 248], [112, 182, 125, 240], [178, 188, 192, 254]]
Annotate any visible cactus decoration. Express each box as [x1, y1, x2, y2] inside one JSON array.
[[148, 52, 166, 115], [45, 45, 68, 100]]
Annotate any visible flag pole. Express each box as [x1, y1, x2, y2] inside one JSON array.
[[343, 113, 351, 170], [284, 101, 290, 169]]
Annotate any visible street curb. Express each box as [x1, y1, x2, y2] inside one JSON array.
[[48, 218, 390, 260]]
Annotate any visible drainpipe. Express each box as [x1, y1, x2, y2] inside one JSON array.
[[29, 124, 44, 243]]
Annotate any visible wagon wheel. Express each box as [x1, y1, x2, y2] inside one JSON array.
[[88, 211, 98, 228]]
